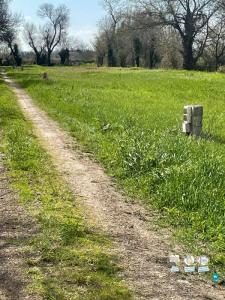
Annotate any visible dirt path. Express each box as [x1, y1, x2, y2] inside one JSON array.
[[3, 74, 225, 300], [0, 153, 39, 300]]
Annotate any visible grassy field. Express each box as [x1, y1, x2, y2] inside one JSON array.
[[7, 66, 225, 274], [0, 77, 132, 299]]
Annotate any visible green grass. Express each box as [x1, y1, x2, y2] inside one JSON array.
[[0, 77, 132, 299], [7, 66, 225, 274]]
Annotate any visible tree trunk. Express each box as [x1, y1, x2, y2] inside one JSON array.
[[215, 57, 219, 70], [149, 48, 156, 69], [97, 55, 104, 67], [182, 38, 195, 70], [35, 52, 41, 65], [107, 45, 116, 67], [47, 51, 51, 66], [9, 45, 21, 67], [135, 56, 140, 67]]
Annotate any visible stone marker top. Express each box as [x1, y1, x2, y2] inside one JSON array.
[[182, 105, 203, 137]]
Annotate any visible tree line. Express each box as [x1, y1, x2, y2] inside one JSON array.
[[1, 0, 225, 70], [94, 0, 225, 70]]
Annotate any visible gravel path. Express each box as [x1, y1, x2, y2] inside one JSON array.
[[3, 73, 225, 300]]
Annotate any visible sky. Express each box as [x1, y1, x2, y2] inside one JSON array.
[[10, 0, 106, 50]]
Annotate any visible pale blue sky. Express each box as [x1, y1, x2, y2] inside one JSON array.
[[10, 0, 105, 49]]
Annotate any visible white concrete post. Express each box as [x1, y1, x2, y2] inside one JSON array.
[[183, 105, 203, 137]]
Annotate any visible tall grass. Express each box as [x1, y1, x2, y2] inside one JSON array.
[[8, 66, 225, 272]]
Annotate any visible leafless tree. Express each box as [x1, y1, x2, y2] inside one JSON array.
[[0, 1, 21, 42], [94, 35, 106, 66], [0, 2, 22, 66], [24, 23, 45, 65], [0, 0, 12, 40], [159, 27, 183, 68], [129, 11, 162, 68], [102, 0, 124, 29], [38, 3, 69, 65], [136, 0, 220, 70], [100, 0, 126, 66], [207, 16, 225, 68], [97, 16, 118, 66], [3, 27, 22, 66]]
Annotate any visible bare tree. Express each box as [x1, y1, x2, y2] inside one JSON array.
[[102, 0, 124, 30], [0, 1, 21, 42], [38, 3, 69, 66], [129, 11, 162, 68], [98, 16, 118, 66], [101, 0, 125, 66], [3, 27, 22, 66], [94, 35, 106, 66], [206, 12, 225, 69], [0, 0, 12, 40], [0, 43, 10, 64], [24, 23, 45, 65], [136, 0, 219, 70], [1, 3, 22, 66], [159, 28, 183, 68], [58, 48, 69, 65]]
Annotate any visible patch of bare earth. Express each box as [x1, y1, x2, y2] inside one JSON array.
[[3, 74, 225, 300], [0, 152, 40, 300]]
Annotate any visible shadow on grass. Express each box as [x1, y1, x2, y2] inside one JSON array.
[[201, 132, 225, 145]]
